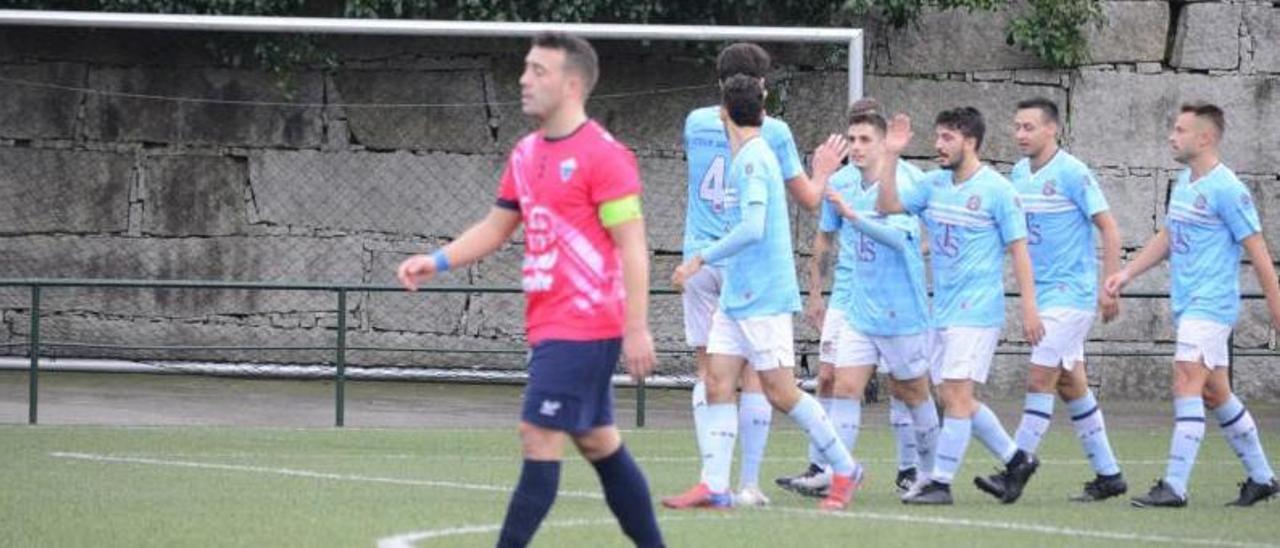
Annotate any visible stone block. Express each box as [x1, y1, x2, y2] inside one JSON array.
[[0, 148, 132, 234], [1069, 71, 1280, 174], [1090, 351, 1172, 401], [1232, 356, 1280, 401], [1085, 1, 1171, 64], [143, 155, 248, 237], [1242, 174, 1280, 254], [84, 67, 323, 147], [366, 248, 468, 335], [587, 58, 718, 153], [249, 150, 505, 237], [873, 8, 1041, 74], [1247, 5, 1280, 73], [1170, 2, 1243, 70], [638, 156, 689, 254], [1096, 168, 1160, 248], [0, 63, 85, 139], [0, 235, 364, 318], [331, 69, 493, 153], [787, 74, 1066, 164]]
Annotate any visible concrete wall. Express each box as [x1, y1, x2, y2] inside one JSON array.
[[1, 1, 1278, 399]]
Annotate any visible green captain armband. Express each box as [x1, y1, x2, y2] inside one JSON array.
[[599, 195, 643, 227]]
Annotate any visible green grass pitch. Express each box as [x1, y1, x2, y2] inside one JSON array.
[[2, 422, 1276, 547]]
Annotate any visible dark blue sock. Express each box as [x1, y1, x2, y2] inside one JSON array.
[[497, 459, 561, 548], [592, 445, 664, 548]]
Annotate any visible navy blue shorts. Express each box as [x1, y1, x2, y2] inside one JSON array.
[[520, 338, 621, 434]]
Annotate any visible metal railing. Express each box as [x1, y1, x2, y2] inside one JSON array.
[[1, 277, 1273, 427]]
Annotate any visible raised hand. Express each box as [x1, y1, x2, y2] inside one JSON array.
[[811, 134, 849, 178], [886, 113, 913, 157]]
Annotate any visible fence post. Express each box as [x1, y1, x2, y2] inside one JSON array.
[[28, 285, 40, 425], [335, 289, 347, 427], [635, 376, 646, 428]]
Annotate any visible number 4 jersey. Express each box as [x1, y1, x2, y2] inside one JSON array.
[[681, 106, 803, 264]]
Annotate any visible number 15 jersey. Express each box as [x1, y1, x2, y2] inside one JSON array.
[[682, 106, 803, 264]]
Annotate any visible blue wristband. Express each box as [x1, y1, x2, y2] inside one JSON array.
[[431, 250, 451, 273]]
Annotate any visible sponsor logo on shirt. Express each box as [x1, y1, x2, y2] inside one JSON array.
[[966, 195, 982, 211], [560, 157, 577, 183]]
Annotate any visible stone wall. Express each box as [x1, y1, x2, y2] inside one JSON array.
[[1, 1, 1278, 399]]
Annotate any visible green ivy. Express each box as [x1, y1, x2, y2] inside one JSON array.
[[2, 0, 1107, 69]]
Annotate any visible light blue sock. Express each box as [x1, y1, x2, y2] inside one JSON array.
[[1067, 390, 1121, 477], [890, 397, 918, 471], [702, 403, 737, 494], [1213, 395, 1276, 484], [973, 404, 1019, 464], [1015, 392, 1055, 454], [910, 397, 940, 480], [807, 397, 834, 467], [692, 381, 711, 483], [738, 392, 772, 489], [1164, 396, 1206, 498], [830, 397, 863, 457], [932, 416, 972, 484], [788, 393, 855, 476]]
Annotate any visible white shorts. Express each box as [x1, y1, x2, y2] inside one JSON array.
[[930, 326, 1001, 384], [818, 307, 847, 365], [1030, 308, 1094, 370], [836, 326, 931, 380], [682, 265, 723, 347], [1175, 318, 1232, 369], [706, 310, 796, 371]]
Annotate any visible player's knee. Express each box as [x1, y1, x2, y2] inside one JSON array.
[[832, 375, 864, 399], [892, 377, 929, 405], [1202, 384, 1232, 409], [517, 422, 562, 459]]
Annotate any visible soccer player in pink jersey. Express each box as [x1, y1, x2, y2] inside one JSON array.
[[397, 33, 663, 548]]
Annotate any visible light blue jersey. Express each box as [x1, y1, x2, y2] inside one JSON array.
[[900, 166, 1027, 328], [1011, 150, 1110, 312], [719, 136, 803, 319], [682, 106, 803, 263], [1165, 164, 1261, 326], [819, 161, 927, 322], [821, 173, 930, 337]]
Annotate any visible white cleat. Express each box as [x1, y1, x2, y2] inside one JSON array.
[[789, 470, 832, 498], [734, 485, 772, 507]]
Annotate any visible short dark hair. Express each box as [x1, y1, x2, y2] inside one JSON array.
[[722, 74, 764, 127], [848, 111, 887, 134], [1181, 101, 1226, 137], [936, 107, 986, 150], [531, 32, 599, 95], [1016, 97, 1060, 125], [717, 42, 771, 82], [846, 97, 883, 125]]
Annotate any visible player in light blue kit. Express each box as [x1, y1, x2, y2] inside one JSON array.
[[878, 108, 1045, 506], [664, 75, 862, 512], [679, 42, 820, 507], [1107, 102, 1280, 508], [778, 99, 938, 499], [976, 97, 1128, 503]]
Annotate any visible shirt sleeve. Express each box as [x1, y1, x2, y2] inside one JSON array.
[[900, 177, 931, 216], [819, 195, 842, 233], [495, 158, 520, 211], [1216, 181, 1262, 243], [741, 159, 769, 207], [771, 126, 804, 182], [993, 185, 1028, 246], [588, 144, 644, 205], [1069, 164, 1109, 217]]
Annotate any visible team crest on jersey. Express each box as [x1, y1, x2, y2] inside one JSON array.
[[745, 163, 754, 176], [1194, 194, 1208, 210], [966, 195, 982, 211], [559, 157, 577, 183], [1042, 181, 1057, 196]]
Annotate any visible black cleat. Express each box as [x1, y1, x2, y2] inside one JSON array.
[[776, 463, 830, 497], [895, 467, 918, 492], [903, 480, 953, 505], [1130, 480, 1187, 508], [974, 450, 1039, 504], [1070, 474, 1128, 502], [1225, 477, 1279, 507]]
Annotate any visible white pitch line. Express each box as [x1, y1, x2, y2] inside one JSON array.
[[49, 451, 1276, 548], [377, 515, 730, 548], [763, 506, 1276, 548], [47, 452, 605, 500]]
